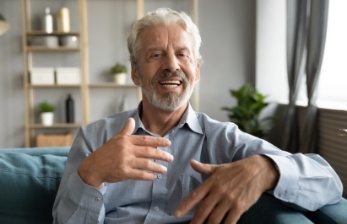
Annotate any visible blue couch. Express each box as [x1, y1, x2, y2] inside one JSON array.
[[0, 147, 346, 224]]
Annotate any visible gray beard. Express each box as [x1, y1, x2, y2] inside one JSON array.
[[141, 70, 194, 111]]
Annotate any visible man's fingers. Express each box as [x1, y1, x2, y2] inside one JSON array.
[[127, 169, 157, 181], [133, 158, 168, 174], [118, 117, 136, 136], [132, 135, 171, 148], [190, 159, 216, 175], [175, 177, 214, 218], [118, 117, 171, 149], [205, 197, 238, 224], [175, 161, 217, 218], [190, 192, 220, 224], [135, 146, 174, 162]]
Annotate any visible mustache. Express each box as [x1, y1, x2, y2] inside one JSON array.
[[153, 70, 188, 83]]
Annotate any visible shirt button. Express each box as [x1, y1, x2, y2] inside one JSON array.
[[157, 174, 162, 179], [154, 206, 159, 211], [94, 197, 101, 202]]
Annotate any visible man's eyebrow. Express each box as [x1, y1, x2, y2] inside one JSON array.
[[146, 47, 164, 52], [144, 46, 191, 53], [177, 47, 190, 51]]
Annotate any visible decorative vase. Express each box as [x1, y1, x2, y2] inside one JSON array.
[[65, 94, 75, 123], [57, 7, 70, 33], [113, 73, 127, 85], [41, 112, 54, 126]]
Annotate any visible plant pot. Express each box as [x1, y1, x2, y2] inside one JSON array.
[[113, 73, 127, 85], [41, 112, 54, 126]]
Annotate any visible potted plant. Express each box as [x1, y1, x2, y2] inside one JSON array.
[[111, 63, 127, 85], [39, 100, 55, 126], [221, 83, 276, 138]]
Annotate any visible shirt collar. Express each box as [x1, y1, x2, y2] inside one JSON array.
[[178, 103, 203, 135], [133, 103, 144, 133], [133, 102, 203, 135]]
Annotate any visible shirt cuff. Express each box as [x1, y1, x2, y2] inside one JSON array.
[[263, 154, 299, 204], [66, 171, 105, 213]]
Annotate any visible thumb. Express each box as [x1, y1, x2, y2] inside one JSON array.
[[119, 117, 136, 136], [190, 160, 216, 176]]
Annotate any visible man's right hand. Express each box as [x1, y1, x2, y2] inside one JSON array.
[[78, 117, 173, 188]]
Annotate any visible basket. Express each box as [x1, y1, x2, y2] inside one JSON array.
[[36, 133, 73, 147]]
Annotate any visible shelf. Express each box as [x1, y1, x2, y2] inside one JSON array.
[[29, 123, 83, 129], [27, 84, 81, 88], [27, 31, 80, 36], [89, 83, 138, 88], [21, 0, 89, 147], [21, 0, 196, 147], [26, 46, 80, 52]]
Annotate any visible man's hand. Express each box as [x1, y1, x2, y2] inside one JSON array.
[[78, 117, 173, 188], [175, 155, 279, 224]]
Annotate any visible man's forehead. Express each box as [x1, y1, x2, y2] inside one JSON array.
[[139, 24, 192, 48]]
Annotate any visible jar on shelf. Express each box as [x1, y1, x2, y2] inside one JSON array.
[[57, 7, 70, 32]]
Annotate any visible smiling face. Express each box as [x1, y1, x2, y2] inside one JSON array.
[[131, 24, 200, 112]]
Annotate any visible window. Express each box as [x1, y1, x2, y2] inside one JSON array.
[[316, 0, 347, 110], [297, 0, 347, 110], [256, 0, 347, 110]]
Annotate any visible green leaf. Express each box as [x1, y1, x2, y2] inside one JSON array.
[[221, 83, 277, 138]]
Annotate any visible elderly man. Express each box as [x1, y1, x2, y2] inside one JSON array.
[[53, 8, 342, 224]]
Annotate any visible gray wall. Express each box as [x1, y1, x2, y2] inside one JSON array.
[[0, 0, 256, 147]]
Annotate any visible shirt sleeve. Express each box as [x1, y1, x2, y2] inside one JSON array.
[[52, 128, 106, 224], [216, 122, 343, 212], [265, 153, 343, 211]]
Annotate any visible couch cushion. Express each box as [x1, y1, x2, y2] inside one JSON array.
[[238, 193, 315, 224], [305, 198, 347, 224], [0, 151, 67, 224]]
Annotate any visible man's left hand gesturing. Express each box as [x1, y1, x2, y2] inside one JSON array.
[[175, 155, 279, 224]]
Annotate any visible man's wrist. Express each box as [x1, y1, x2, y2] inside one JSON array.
[[78, 159, 103, 189], [261, 155, 280, 190]]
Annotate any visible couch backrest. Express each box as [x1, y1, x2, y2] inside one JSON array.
[[0, 148, 69, 224]]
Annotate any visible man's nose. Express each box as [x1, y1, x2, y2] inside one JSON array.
[[162, 53, 180, 72]]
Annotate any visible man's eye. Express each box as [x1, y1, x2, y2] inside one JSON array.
[[178, 53, 188, 58], [152, 53, 161, 58]]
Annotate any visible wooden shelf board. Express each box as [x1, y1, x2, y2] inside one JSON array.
[[27, 31, 80, 36], [89, 83, 138, 88], [29, 123, 83, 129], [27, 84, 81, 88], [26, 46, 80, 52]]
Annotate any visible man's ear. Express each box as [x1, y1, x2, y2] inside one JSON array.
[[131, 63, 140, 85]]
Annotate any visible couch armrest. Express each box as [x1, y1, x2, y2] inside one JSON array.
[[0, 147, 70, 156]]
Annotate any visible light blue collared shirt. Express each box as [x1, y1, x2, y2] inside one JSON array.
[[53, 104, 342, 224]]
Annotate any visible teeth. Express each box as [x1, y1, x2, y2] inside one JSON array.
[[159, 80, 181, 85]]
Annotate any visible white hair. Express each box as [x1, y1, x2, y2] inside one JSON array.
[[127, 8, 202, 65]]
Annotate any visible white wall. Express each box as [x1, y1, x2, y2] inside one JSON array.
[[0, 0, 256, 147], [255, 0, 287, 102], [199, 0, 256, 121], [0, 0, 25, 148]]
